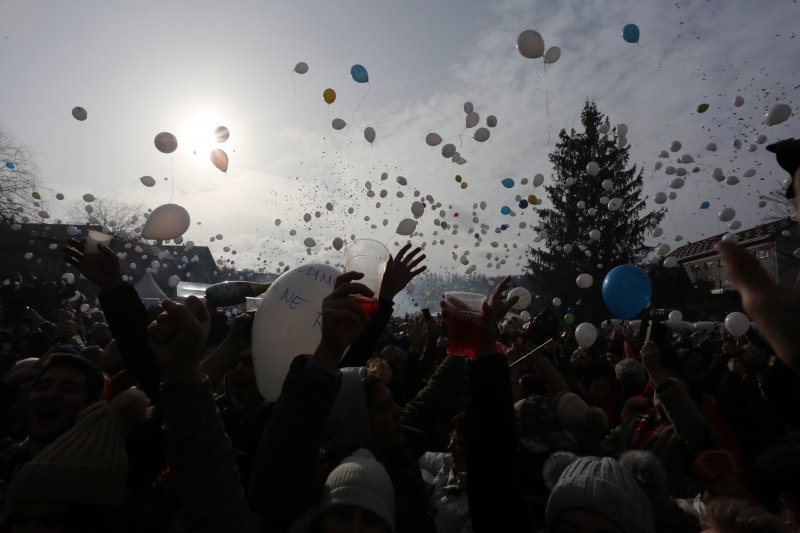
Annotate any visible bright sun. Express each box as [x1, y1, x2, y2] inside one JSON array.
[[181, 113, 221, 158]]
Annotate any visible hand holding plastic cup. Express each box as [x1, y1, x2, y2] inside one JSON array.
[[84, 230, 112, 254], [344, 239, 390, 314], [443, 291, 486, 357]]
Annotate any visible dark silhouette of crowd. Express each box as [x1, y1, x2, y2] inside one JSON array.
[[0, 140, 798, 532]]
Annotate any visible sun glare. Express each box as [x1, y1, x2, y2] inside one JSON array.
[[181, 113, 221, 158]]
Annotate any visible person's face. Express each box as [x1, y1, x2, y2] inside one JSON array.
[[28, 366, 89, 444], [554, 508, 624, 533], [319, 505, 389, 533], [447, 429, 467, 472], [366, 381, 405, 452]]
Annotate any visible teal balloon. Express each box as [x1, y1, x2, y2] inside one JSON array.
[[350, 64, 369, 83], [622, 23, 640, 44], [5, 162, 14, 169], [700, 201, 710, 209], [602, 265, 651, 319], [501, 178, 515, 188], [500, 206, 511, 215]]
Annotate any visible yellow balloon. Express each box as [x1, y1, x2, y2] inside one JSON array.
[[323, 88, 336, 105], [528, 194, 537, 204], [460, 182, 468, 189]]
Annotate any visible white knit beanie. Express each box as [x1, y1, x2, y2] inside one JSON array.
[[318, 448, 395, 532], [545, 454, 655, 533]]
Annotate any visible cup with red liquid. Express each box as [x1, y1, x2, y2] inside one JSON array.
[[343, 239, 390, 315], [443, 292, 485, 358]]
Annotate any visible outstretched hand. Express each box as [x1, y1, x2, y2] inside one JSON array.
[[379, 243, 427, 301], [717, 240, 800, 375], [478, 276, 518, 357], [314, 271, 374, 369], [148, 296, 210, 384], [63, 238, 123, 291]]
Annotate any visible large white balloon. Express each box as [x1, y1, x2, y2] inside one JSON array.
[[543, 46, 561, 64], [576, 273, 594, 289], [364, 127, 376, 144], [654, 192, 668, 204], [586, 161, 600, 176], [252, 264, 341, 401], [517, 29, 545, 59], [141, 203, 191, 240], [668, 310, 683, 324], [765, 103, 792, 126], [575, 322, 598, 348], [396, 218, 418, 236], [425, 133, 442, 146], [533, 173, 544, 187], [465, 112, 480, 128], [442, 144, 456, 158], [718, 207, 736, 222], [508, 287, 532, 310], [332, 118, 346, 130], [154, 132, 178, 154], [724, 311, 749, 338]]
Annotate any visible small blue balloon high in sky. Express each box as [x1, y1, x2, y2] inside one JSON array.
[[5, 162, 14, 169], [501, 205, 511, 215], [501, 177, 515, 188], [700, 201, 710, 209], [622, 23, 640, 44], [350, 64, 369, 83]]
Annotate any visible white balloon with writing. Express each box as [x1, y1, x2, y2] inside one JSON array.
[[252, 264, 341, 401]]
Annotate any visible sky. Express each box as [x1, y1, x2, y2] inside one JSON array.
[[0, 0, 798, 282]]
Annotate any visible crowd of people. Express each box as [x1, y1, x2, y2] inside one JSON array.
[[0, 145, 798, 532]]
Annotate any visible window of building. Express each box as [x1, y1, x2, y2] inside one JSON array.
[[704, 260, 715, 270], [690, 263, 700, 272], [755, 249, 769, 259]]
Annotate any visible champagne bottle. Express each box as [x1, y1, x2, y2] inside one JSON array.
[[205, 281, 271, 307]]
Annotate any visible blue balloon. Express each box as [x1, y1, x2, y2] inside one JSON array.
[[602, 264, 651, 319], [500, 224, 509, 230], [700, 201, 710, 209], [5, 162, 14, 169], [622, 23, 640, 44], [567, 306, 576, 314], [501, 178, 515, 188], [500, 206, 511, 215], [350, 64, 369, 83], [519, 200, 529, 209]]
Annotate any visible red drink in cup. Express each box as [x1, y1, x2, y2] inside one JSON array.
[[443, 292, 485, 358], [343, 239, 390, 316]]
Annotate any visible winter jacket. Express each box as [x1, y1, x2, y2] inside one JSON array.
[[160, 378, 260, 533]]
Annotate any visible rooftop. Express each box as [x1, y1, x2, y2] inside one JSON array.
[[669, 217, 795, 260]]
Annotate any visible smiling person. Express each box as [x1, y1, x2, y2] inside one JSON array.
[[0, 353, 104, 516]]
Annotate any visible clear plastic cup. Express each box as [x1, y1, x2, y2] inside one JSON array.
[[84, 230, 112, 254], [246, 296, 264, 313], [443, 292, 485, 357], [344, 239, 390, 314]]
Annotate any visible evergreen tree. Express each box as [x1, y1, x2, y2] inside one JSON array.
[[525, 102, 665, 322]]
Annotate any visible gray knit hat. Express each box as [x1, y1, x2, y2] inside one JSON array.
[[615, 358, 647, 385], [544, 453, 655, 533], [318, 449, 395, 532], [10, 388, 149, 506]]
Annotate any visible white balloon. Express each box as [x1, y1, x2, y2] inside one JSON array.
[[721, 232, 739, 243], [252, 264, 342, 401], [83, 193, 96, 202], [599, 196, 609, 205], [168, 275, 180, 287], [733, 95, 744, 107], [726, 175, 740, 185], [140, 175, 156, 187], [465, 112, 479, 128], [464, 102, 474, 114], [589, 229, 601, 241], [728, 220, 742, 230], [659, 150, 669, 158], [617, 136, 628, 148], [733, 138, 742, 149], [616, 123, 628, 137], [563, 244, 573, 254], [332, 237, 344, 251], [669, 178, 685, 189], [304, 237, 317, 248], [765, 103, 792, 126], [566, 177, 576, 187], [141, 203, 191, 240], [669, 141, 681, 152], [508, 287, 532, 310], [364, 127, 376, 144], [425, 133, 442, 146], [543, 46, 561, 64], [533, 173, 544, 187], [657, 244, 671, 256], [332, 118, 346, 130], [669, 310, 683, 324], [442, 144, 456, 158], [552, 297, 561, 308], [411, 201, 425, 218], [668, 192, 677, 200], [712, 168, 725, 181], [598, 124, 610, 134], [576, 273, 594, 289], [724, 311, 749, 338], [706, 143, 717, 152], [653, 227, 663, 237], [654, 162, 662, 171], [586, 161, 600, 176], [743, 169, 756, 178], [575, 322, 598, 348], [663, 256, 678, 268], [577, 200, 586, 209], [396, 218, 418, 236], [486, 115, 498, 127], [517, 29, 545, 59], [474, 128, 490, 142], [607, 197, 623, 211], [294, 61, 309, 74], [756, 134, 767, 144]]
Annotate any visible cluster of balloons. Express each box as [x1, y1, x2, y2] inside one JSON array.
[[516, 29, 561, 64], [454, 175, 469, 189]]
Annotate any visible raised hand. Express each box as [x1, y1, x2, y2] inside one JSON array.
[[379, 243, 427, 300], [63, 238, 123, 291], [477, 276, 519, 357], [314, 271, 374, 369], [148, 296, 211, 384], [407, 317, 427, 352], [716, 240, 800, 375]]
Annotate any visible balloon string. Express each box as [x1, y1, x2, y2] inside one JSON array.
[[290, 70, 296, 96], [169, 155, 175, 203], [543, 63, 551, 145], [636, 43, 663, 69], [348, 83, 371, 131]]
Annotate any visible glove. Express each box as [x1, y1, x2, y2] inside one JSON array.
[[766, 138, 800, 198]]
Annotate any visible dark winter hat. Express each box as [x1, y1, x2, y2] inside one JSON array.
[[766, 138, 800, 199]]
